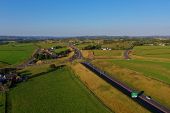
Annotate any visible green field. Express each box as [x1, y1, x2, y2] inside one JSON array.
[[0, 62, 9, 68], [92, 59, 170, 108], [0, 92, 5, 113], [37, 41, 67, 48], [0, 43, 37, 66], [90, 46, 170, 108], [54, 47, 69, 54], [76, 43, 93, 49], [133, 46, 170, 58], [102, 41, 133, 50], [7, 66, 111, 113], [82, 50, 123, 60], [72, 63, 149, 113], [106, 59, 170, 84], [92, 50, 123, 57]]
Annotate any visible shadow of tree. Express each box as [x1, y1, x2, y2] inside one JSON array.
[[6, 65, 66, 113], [18, 70, 32, 77], [29, 65, 65, 79], [11, 65, 66, 88]]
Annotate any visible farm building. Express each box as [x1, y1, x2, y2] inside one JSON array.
[[101, 48, 112, 50], [0, 68, 17, 84]]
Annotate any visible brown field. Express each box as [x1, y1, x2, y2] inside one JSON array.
[[81, 50, 123, 59], [71, 63, 150, 113], [92, 60, 170, 108], [81, 50, 95, 59]]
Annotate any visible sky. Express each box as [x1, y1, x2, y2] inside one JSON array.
[[0, 0, 170, 36]]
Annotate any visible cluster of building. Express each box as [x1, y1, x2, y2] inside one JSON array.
[[35, 47, 71, 61], [37, 48, 58, 59], [101, 48, 112, 50], [0, 68, 17, 88], [0, 68, 28, 91]]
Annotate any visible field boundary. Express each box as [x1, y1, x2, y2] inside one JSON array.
[[82, 61, 170, 113], [4, 64, 66, 113], [0, 61, 11, 65], [69, 64, 114, 113]]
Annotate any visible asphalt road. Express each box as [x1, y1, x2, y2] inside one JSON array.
[[16, 48, 41, 69], [71, 46, 170, 113], [124, 49, 131, 59], [82, 62, 170, 113], [69, 45, 83, 62]]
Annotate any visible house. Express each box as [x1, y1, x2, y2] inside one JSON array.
[[0, 68, 17, 84], [101, 48, 112, 50], [102, 48, 107, 50], [159, 43, 165, 46], [0, 73, 17, 84], [0, 74, 6, 83]]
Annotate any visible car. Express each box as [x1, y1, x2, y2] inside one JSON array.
[[146, 96, 151, 100]]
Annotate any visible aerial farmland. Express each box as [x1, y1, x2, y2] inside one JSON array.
[[0, 37, 170, 113], [1, 1, 170, 113]]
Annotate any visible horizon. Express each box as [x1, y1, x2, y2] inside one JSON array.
[[0, 0, 170, 36], [1, 35, 170, 38]]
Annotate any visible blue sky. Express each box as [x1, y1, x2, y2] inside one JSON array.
[[0, 0, 170, 36]]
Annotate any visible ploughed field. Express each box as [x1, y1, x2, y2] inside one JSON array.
[[7, 66, 111, 113], [0, 43, 37, 67]]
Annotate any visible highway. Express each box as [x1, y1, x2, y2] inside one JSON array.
[[71, 46, 170, 113], [82, 62, 170, 113]]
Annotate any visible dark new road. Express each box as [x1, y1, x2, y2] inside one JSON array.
[[71, 46, 170, 113], [17, 48, 41, 69], [69, 45, 83, 62]]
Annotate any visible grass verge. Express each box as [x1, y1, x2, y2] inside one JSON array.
[[71, 63, 150, 113], [92, 59, 170, 108]]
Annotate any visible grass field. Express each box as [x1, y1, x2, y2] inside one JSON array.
[[102, 41, 133, 50], [133, 46, 170, 58], [71, 63, 149, 113], [7, 66, 111, 113], [0, 92, 5, 113], [0, 43, 37, 66], [37, 41, 67, 48], [82, 50, 123, 59], [0, 62, 9, 68], [54, 47, 69, 54], [106, 59, 170, 84], [92, 50, 123, 57], [92, 59, 170, 108], [76, 43, 93, 50]]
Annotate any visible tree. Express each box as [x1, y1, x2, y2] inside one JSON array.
[[50, 64, 56, 69]]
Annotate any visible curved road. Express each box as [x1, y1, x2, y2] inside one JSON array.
[[69, 45, 83, 62], [17, 48, 41, 69], [124, 49, 131, 59]]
